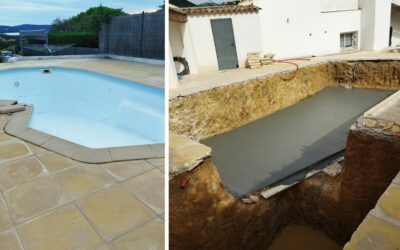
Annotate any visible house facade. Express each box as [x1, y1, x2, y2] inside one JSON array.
[[170, 0, 400, 88]]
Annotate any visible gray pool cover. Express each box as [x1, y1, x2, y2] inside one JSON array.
[[202, 87, 395, 196]]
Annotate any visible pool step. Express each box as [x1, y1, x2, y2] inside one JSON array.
[[0, 104, 25, 114]]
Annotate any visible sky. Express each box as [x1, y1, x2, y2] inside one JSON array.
[[0, 0, 164, 26]]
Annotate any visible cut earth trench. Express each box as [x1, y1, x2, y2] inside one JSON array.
[[169, 61, 400, 249]]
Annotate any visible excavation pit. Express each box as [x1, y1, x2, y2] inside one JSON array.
[[202, 87, 394, 196], [170, 60, 400, 249]]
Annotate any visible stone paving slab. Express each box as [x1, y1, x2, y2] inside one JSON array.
[[0, 194, 13, 232], [0, 142, 32, 164], [77, 185, 156, 242], [0, 228, 24, 250], [36, 151, 76, 173], [123, 169, 164, 215], [101, 160, 155, 182], [54, 164, 115, 200], [17, 204, 103, 250], [110, 218, 164, 250], [169, 132, 211, 179], [4, 176, 71, 223], [0, 156, 48, 190]]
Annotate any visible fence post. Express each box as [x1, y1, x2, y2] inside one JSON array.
[[140, 11, 145, 58]]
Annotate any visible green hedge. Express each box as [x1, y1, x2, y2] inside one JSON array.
[[48, 32, 98, 48]]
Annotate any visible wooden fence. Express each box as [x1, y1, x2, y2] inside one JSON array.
[[22, 46, 98, 56], [99, 10, 165, 59]]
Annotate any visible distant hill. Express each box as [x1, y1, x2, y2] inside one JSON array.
[[170, 0, 196, 7], [0, 24, 52, 34]]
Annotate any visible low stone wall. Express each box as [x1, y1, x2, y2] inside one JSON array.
[[170, 61, 400, 141]]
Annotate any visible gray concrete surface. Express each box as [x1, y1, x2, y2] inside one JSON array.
[[203, 87, 395, 196]]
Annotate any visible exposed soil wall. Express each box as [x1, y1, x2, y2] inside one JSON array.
[[170, 64, 334, 141], [170, 61, 400, 141], [169, 158, 294, 250], [170, 128, 400, 249], [332, 61, 400, 90]]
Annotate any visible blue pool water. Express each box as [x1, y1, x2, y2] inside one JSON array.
[[0, 68, 164, 148]]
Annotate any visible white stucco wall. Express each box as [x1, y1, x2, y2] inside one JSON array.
[[185, 12, 263, 72], [360, 0, 392, 50], [320, 0, 359, 12], [253, 0, 361, 59], [391, 5, 400, 46]]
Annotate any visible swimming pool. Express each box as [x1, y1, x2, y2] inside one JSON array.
[[0, 67, 164, 148]]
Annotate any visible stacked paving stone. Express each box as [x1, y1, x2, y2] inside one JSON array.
[[247, 52, 261, 69], [261, 53, 275, 66]]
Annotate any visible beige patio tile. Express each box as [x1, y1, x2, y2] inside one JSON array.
[[96, 243, 113, 250], [0, 228, 24, 250], [4, 176, 70, 223], [0, 133, 14, 143], [122, 169, 164, 215], [36, 151, 76, 173], [0, 142, 31, 164], [26, 142, 47, 155], [0, 156, 48, 190], [0, 194, 13, 232], [77, 185, 155, 241], [18, 204, 103, 250], [54, 164, 114, 200], [147, 158, 165, 171], [101, 160, 155, 182], [111, 218, 164, 250]]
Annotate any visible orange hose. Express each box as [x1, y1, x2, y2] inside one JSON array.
[[272, 58, 311, 81]]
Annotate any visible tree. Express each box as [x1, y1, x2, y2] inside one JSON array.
[[52, 6, 127, 33]]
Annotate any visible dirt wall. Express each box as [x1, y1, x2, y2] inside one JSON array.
[[170, 61, 400, 141], [169, 158, 294, 250], [170, 128, 400, 249], [170, 64, 334, 141]]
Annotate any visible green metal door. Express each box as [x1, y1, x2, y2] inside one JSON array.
[[210, 18, 239, 70]]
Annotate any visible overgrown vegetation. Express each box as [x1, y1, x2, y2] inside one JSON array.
[[50, 6, 127, 47], [48, 32, 98, 47], [0, 34, 19, 53]]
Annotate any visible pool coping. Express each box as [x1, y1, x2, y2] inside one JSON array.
[[4, 106, 164, 163], [0, 65, 164, 91]]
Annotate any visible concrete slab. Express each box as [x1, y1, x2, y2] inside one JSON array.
[[203, 87, 395, 196]]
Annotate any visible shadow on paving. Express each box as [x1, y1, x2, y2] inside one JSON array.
[[203, 87, 395, 197]]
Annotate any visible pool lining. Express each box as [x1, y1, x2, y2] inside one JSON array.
[[4, 105, 164, 163]]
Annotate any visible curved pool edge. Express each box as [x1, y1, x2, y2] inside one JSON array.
[[4, 106, 164, 163]]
